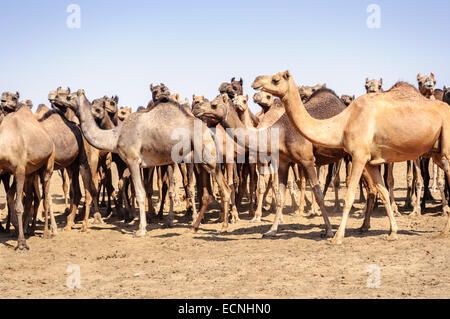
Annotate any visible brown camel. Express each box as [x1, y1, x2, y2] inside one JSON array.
[[340, 95, 355, 106], [298, 84, 326, 102], [0, 104, 55, 250], [365, 78, 383, 93], [49, 87, 103, 230], [62, 89, 231, 236], [417, 73, 437, 100], [252, 70, 450, 244], [444, 86, 450, 105], [219, 77, 244, 99], [193, 89, 348, 237]]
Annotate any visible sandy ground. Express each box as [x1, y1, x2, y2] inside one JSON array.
[[0, 161, 449, 299]]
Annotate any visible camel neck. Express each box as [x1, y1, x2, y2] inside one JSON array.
[[280, 78, 346, 148]]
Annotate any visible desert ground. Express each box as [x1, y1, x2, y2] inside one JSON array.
[[0, 161, 449, 299]]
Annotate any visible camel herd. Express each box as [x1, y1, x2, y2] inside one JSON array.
[[1, 71, 450, 250]]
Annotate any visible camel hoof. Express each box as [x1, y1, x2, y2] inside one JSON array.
[[63, 225, 73, 232], [133, 229, 147, 238], [328, 236, 343, 245], [42, 231, 52, 240], [384, 233, 398, 241], [410, 209, 422, 218], [219, 226, 228, 233], [15, 242, 30, 251], [192, 227, 199, 233], [262, 230, 277, 238], [93, 213, 104, 225], [250, 217, 261, 223], [359, 226, 370, 233]]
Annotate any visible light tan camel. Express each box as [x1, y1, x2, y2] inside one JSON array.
[[252, 70, 450, 244], [0, 105, 55, 250]]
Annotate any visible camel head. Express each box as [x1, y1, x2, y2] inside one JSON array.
[[252, 71, 294, 99], [192, 94, 228, 127], [150, 83, 171, 104], [118, 107, 132, 122], [49, 87, 73, 111], [443, 86, 450, 105], [1, 91, 20, 113], [417, 73, 436, 97], [232, 95, 250, 114], [219, 77, 244, 99], [298, 84, 327, 102], [253, 92, 275, 111], [365, 78, 383, 93], [91, 98, 107, 120], [192, 95, 207, 109], [340, 94, 355, 106]]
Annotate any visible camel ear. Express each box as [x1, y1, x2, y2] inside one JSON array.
[[231, 77, 235, 82], [322, 83, 327, 88], [417, 73, 421, 81], [150, 84, 153, 91], [114, 96, 119, 103], [15, 91, 20, 99], [444, 86, 447, 91], [67, 87, 71, 93], [365, 78, 369, 83], [240, 78, 243, 86], [352, 95, 355, 100], [283, 70, 291, 80], [431, 72, 435, 79], [379, 78, 383, 87], [245, 94, 249, 100], [77, 89, 84, 97]]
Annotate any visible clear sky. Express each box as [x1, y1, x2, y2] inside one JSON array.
[[1, 0, 449, 113]]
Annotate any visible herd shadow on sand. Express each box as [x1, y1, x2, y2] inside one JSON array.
[[0, 189, 442, 248]]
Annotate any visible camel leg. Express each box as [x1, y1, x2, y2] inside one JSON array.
[[431, 162, 438, 193], [330, 158, 367, 245], [79, 162, 102, 232], [431, 154, 450, 237], [262, 162, 287, 237], [421, 158, 434, 206], [386, 163, 400, 216], [295, 166, 307, 216], [64, 164, 82, 231], [13, 171, 29, 250], [364, 165, 399, 240], [41, 158, 56, 238], [213, 166, 231, 232], [163, 164, 175, 228], [301, 160, 334, 238], [28, 175, 42, 236], [157, 166, 169, 220], [411, 159, 423, 217], [127, 160, 147, 237], [226, 163, 239, 223], [404, 160, 414, 209], [359, 168, 377, 232], [60, 169, 70, 211], [432, 159, 448, 210], [252, 166, 268, 223], [192, 166, 212, 229], [249, 163, 257, 214], [186, 163, 198, 221]]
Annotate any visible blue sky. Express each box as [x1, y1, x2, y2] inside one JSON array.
[[1, 0, 449, 113]]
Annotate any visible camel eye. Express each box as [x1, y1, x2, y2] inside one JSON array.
[[211, 104, 217, 109], [273, 79, 279, 84]]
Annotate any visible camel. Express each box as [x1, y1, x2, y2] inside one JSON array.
[[192, 95, 242, 224], [219, 77, 243, 99], [62, 88, 231, 236], [0, 104, 55, 250], [298, 84, 326, 102], [444, 86, 450, 105], [252, 70, 450, 244], [193, 88, 348, 237], [416, 73, 447, 209], [340, 95, 355, 106], [417, 73, 437, 100], [48, 87, 104, 230], [117, 107, 132, 122], [365, 78, 383, 93]]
